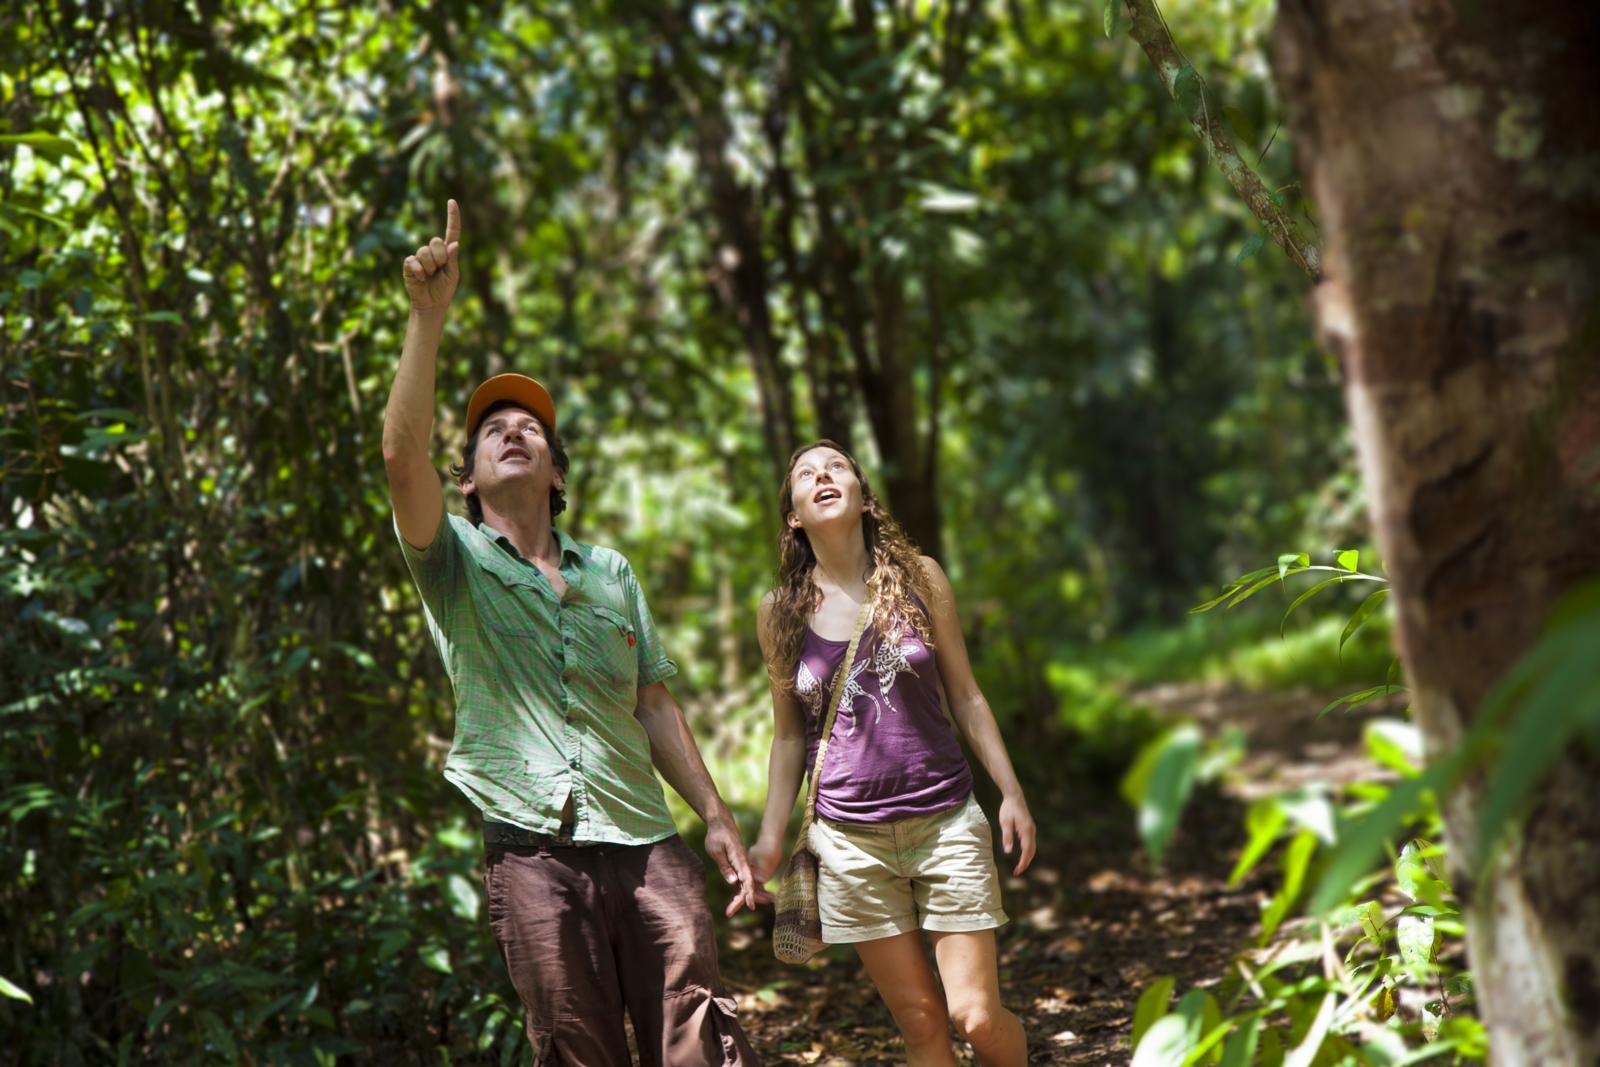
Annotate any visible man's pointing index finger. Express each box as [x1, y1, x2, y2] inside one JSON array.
[[444, 198, 461, 245]]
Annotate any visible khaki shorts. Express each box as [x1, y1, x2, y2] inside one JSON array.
[[810, 793, 1008, 944]]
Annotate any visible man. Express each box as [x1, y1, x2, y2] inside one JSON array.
[[383, 199, 765, 1065]]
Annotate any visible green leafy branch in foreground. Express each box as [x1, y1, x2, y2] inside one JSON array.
[[1122, 558, 1600, 1064]]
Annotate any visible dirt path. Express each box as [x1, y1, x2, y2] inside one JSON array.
[[716, 683, 1398, 1065]]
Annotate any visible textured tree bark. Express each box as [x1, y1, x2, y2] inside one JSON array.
[[1272, 3, 1600, 1061]]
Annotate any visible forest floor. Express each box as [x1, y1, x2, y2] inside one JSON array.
[[716, 681, 1400, 1066]]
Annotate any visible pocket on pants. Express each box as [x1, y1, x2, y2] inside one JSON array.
[[528, 1029, 566, 1065], [665, 986, 750, 1067]]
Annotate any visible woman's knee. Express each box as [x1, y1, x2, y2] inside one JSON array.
[[946, 995, 1004, 1047], [889, 993, 951, 1046]]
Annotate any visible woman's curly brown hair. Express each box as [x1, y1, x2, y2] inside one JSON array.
[[767, 440, 934, 695]]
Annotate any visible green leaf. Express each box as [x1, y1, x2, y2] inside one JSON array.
[[1228, 797, 1287, 887], [1308, 761, 1456, 914], [1277, 787, 1336, 845], [1121, 725, 1202, 866], [1278, 552, 1309, 580], [0, 132, 84, 162], [1396, 914, 1438, 969], [199, 1010, 239, 1060], [1132, 1014, 1195, 1067], [419, 944, 452, 974], [1473, 608, 1600, 859], [0, 200, 71, 229], [1336, 549, 1360, 572], [445, 872, 480, 921], [1172, 65, 1203, 116], [1179, 994, 1228, 1066], [1281, 573, 1377, 636], [1103, 0, 1122, 38], [1233, 233, 1265, 267], [1259, 829, 1317, 941], [1283, 994, 1335, 1067], [1217, 1017, 1259, 1067], [1190, 564, 1279, 614], [1339, 587, 1389, 655], [1364, 719, 1421, 776], [1318, 683, 1402, 720], [1130, 976, 1175, 1050], [0, 975, 32, 1004]]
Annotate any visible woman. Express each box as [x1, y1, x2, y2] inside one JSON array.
[[748, 440, 1036, 1067]]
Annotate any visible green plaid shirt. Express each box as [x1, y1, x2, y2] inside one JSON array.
[[397, 509, 678, 844]]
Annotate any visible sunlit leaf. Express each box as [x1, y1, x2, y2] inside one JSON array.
[[1130, 976, 1175, 1050], [1282, 993, 1335, 1067], [445, 873, 480, 921], [1121, 725, 1202, 867], [1228, 797, 1287, 887], [1338, 587, 1389, 655]]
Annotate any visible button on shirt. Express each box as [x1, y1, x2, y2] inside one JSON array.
[[397, 509, 679, 844]]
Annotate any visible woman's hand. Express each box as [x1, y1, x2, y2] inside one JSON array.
[[748, 835, 784, 885], [998, 792, 1037, 876]]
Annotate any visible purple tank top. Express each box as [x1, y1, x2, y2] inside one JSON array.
[[796, 620, 973, 823]]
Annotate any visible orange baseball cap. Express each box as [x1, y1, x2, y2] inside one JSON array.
[[465, 373, 557, 437]]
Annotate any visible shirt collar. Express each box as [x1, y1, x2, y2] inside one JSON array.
[[478, 521, 583, 565]]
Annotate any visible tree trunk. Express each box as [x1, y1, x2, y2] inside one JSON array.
[[1272, 3, 1600, 1062]]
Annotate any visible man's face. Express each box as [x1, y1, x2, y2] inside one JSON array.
[[460, 405, 563, 502]]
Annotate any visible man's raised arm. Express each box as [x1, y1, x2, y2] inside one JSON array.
[[383, 198, 461, 548]]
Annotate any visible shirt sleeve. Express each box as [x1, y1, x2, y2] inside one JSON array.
[[394, 505, 465, 627], [621, 561, 678, 688]]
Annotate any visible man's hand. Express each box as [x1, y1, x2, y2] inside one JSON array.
[[705, 816, 773, 918], [998, 792, 1037, 876], [403, 199, 461, 312]]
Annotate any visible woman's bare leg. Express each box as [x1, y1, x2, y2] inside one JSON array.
[[930, 930, 1027, 1067], [853, 931, 961, 1067]]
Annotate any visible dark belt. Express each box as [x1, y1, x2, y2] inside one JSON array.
[[482, 818, 600, 848]]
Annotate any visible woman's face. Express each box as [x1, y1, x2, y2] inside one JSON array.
[[786, 446, 865, 533]]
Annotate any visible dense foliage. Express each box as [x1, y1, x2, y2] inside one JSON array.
[[1, 1, 1349, 1062]]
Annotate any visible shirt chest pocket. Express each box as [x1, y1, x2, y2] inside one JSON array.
[[583, 603, 639, 689], [468, 556, 548, 638]]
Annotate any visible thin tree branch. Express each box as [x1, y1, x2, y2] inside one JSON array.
[[1122, 0, 1321, 280]]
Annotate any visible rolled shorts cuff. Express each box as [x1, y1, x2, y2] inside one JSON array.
[[923, 908, 1010, 934], [822, 912, 921, 945]]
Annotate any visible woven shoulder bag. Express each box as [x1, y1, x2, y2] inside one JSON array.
[[772, 602, 869, 964]]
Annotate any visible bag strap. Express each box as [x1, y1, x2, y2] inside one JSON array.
[[797, 601, 871, 837]]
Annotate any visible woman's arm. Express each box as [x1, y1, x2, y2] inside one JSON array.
[[749, 593, 810, 882], [921, 556, 1038, 876]]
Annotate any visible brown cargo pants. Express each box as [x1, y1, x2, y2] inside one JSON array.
[[484, 834, 761, 1066]]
